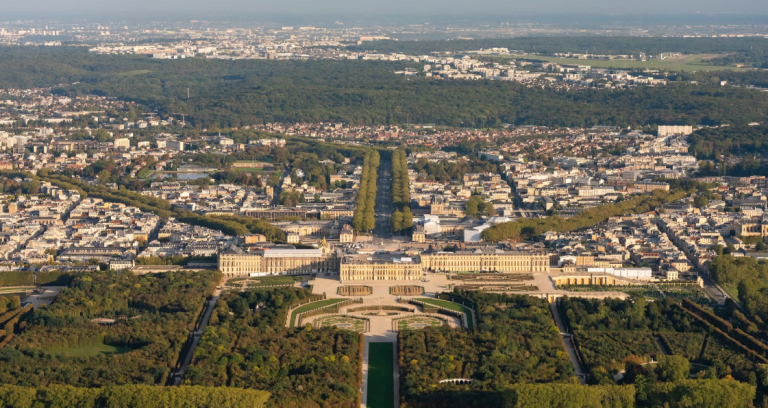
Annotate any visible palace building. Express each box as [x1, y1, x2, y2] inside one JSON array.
[[340, 255, 423, 281], [218, 240, 338, 277], [420, 249, 550, 274]]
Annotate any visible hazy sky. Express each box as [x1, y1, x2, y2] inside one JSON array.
[[3, 0, 767, 20]]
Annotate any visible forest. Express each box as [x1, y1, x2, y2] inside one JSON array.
[[398, 292, 574, 407], [184, 287, 362, 408], [3, 47, 768, 128], [0, 384, 270, 408], [0, 270, 219, 387], [559, 295, 768, 404], [709, 255, 768, 330], [399, 292, 758, 408], [689, 124, 768, 160]]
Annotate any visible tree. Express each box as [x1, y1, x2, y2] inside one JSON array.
[[655, 355, 690, 383], [392, 210, 404, 233], [694, 195, 709, 208], [402, 208, 414, 231]]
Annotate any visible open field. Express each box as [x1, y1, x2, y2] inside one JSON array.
[[289, 298, 347, 328], [368, 342, 394, 408], [49, 342, 134, 358], [416, 298, 475, 330], [508, 53, 744, 71]]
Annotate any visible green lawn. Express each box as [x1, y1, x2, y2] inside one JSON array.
[[416, 298, 475, 330], [368, 342, 394, 408], [722, 284, 740, 301], [507, 53, 744, 72], [49, 342, 133, 357], [289, 298, 347, 328]]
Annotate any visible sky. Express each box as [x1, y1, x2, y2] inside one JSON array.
[[3, 0, 767, 21]]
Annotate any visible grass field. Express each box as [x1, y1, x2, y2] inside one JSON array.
[[367, 342, 394, 408], [49, 342, 133, 357], [416, 298, 475, 330], [289, 298, 347, 328], [507, 53, 742, 72], [722, 284, 740, 301]]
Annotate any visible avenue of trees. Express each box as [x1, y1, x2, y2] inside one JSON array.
[[391, 149, 411, 209], [0, 270, 219, 387], [184, 288, 362, 408], [391, 149, 414, 234], [352, 150, 379, 233]]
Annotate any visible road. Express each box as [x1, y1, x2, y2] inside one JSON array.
[[171, 291, 220, 386], [373, 158, 394, 243], [549, 301, 587, 384]]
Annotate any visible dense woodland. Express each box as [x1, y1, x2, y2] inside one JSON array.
[[399, 292, 574, 407], [0, 270, 219, 387], [3, 47, 768, 128], [184, 288, 362, 408], [560, 295, 768, 399], [709, 255, 768, 330], [400, 292, 758, 408], [0, 384, 270, 408], [689, 124, 768, 160]]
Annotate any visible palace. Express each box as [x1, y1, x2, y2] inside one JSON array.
[[340, 255, 423, 281], [420, 250, 550, 273], [218, 240, 338, 277]]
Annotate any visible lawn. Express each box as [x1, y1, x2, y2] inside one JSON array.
[[722, 284, 740, 301], [289, 298, 347, 328], [367, 342, 394, 408], [49, 342, 133, 357], [507, 53, 744, 72], [416, 298, 475, 330]]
